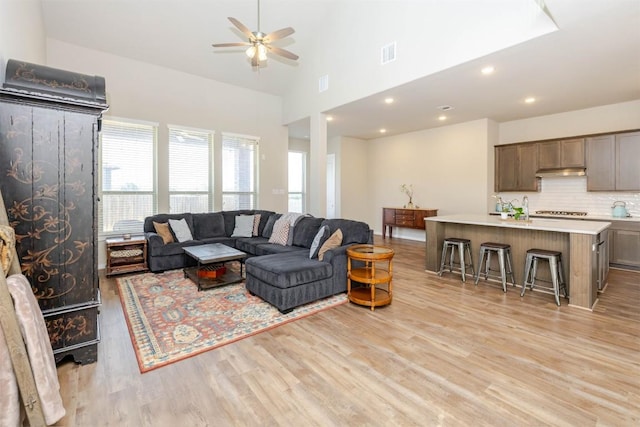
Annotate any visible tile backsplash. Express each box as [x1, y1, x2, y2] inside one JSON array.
[[496, 177, 640, 217]]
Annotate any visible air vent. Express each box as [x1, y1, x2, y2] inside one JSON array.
[[381, 42, 397, 64], [318, 75, 329, 92]]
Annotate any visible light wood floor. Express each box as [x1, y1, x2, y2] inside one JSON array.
[[55, 237, 640, 426]]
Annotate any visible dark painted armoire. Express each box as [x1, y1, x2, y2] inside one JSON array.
[[0, 60, 108, 364]]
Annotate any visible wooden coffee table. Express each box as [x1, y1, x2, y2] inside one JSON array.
[[183, 243, 247, 291]]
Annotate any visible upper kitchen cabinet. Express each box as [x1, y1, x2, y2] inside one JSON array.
[[495, 143, 539, 192], [538, 138, 585, 169], [587, 131, 640, 191], [616, 131, 640, 191]]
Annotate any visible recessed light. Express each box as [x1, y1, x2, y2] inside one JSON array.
[[384, 97, 394, 104], [438, 115, 447, 121], [524, 97, 536, 104], [379, 128, 387, 134], [326, 116, 334, 121], [481, 66, 495, 75]]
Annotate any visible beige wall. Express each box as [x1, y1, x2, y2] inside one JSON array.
[[326, 136, 369, 222], [0, 0, 46, 82], [46, 39, 289, 214], [498, 100, 640, 144], [46, 39, 289, 267], [366, 119, 491, 240]]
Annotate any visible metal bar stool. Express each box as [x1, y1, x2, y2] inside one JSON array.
[[438, 238, 475, 282], [520, 248, 567, 306], [474, 242, 516, 292]]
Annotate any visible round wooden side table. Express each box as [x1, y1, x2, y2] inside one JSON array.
[[347, 244, 394, 310]]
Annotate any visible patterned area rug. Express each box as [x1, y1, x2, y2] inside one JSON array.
[[117, 270, 347, 373]]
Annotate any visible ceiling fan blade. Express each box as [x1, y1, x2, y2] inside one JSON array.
[[212, 42, 252, 47], [263, 27, 295, 43], [228, 17, 255, 40], [267, 46, 299, 61]]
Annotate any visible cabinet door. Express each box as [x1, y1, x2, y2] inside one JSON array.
[[616, 131, 640, 191], [586, 135, 615, 191], [610, 229, 640, 267], [383, 208, 396, 224], [561, 138, 585, 167], [495, 145, 518, 192], [517, 143, 539, 191], [538, 140, 561, 169]]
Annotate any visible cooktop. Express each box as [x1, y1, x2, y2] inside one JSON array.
[[535, 210, 588, 216]]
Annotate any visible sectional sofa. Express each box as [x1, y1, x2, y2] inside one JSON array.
[[143, 210, 372, 312]]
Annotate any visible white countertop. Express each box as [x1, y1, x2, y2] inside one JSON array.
[[426, 214, 610, 235]]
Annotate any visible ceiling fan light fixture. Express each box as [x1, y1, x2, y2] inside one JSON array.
[[245, 45, 257, 58], [257, 43, 268, 61]]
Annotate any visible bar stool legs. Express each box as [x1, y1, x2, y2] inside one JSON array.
[[521, 249, 567, 306], [474, 242, 516, 292], [438, 238, 475, 282]]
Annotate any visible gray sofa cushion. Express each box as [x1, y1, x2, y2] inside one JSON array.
[[321, 218, 371, 245], [144, 213, 193, 234], [192, 212, 225, 239], [291, 216, 324, 248], [235, 236, 270, 254], [261, 213, 281, 238], [246, 253, 332, 289]]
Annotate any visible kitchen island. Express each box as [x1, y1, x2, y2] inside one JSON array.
[[425, 214, 611, 310]]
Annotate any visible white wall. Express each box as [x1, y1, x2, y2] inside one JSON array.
[[0, 0, 46, 82], [367, 119, 491, 240]]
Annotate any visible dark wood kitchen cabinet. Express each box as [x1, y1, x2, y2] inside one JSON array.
[[383, 207, 438, 238], [538, 138, 585, 169], [587, 131, 640, 191], [495, 143, 539, 192], [0, 60, 108, 364]]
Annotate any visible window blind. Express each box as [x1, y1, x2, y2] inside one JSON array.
[[222, 133, 258, 210], [168, 127, 213, 213], [99, 119, 156, 236]]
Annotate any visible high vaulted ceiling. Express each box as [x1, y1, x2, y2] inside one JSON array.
[[41, 0, 640, 140]]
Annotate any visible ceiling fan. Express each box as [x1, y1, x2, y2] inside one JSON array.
[[212, 0, 299, 67]]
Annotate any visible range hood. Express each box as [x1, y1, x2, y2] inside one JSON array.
[[535, 167, 586, 178]]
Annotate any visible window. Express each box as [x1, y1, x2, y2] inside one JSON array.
[[288, 151, 306, 213], [100, 119, 156, 236], [222, 133, 258, 210], [168, 126, 213, 213]]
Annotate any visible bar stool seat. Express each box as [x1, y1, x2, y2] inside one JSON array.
[[521, 248, 567, 306], [438, 237, 475, 282], [474, 242, 516, 292]]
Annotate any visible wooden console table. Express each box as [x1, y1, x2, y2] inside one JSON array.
[[383, 207, 438, 238]]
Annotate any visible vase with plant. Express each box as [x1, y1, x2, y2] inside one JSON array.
[[500, 204, 510, 219], [400, 184, 415, 208]]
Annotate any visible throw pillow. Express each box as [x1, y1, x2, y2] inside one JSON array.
[[309, 225, 330, 259], [153, 221, 174, 244], [268, 219, 290, 246], [252, 214, 261, 236], [318, 229, 343, 261], [231, 215, 254, 238], [168, 218, 193, 243]]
